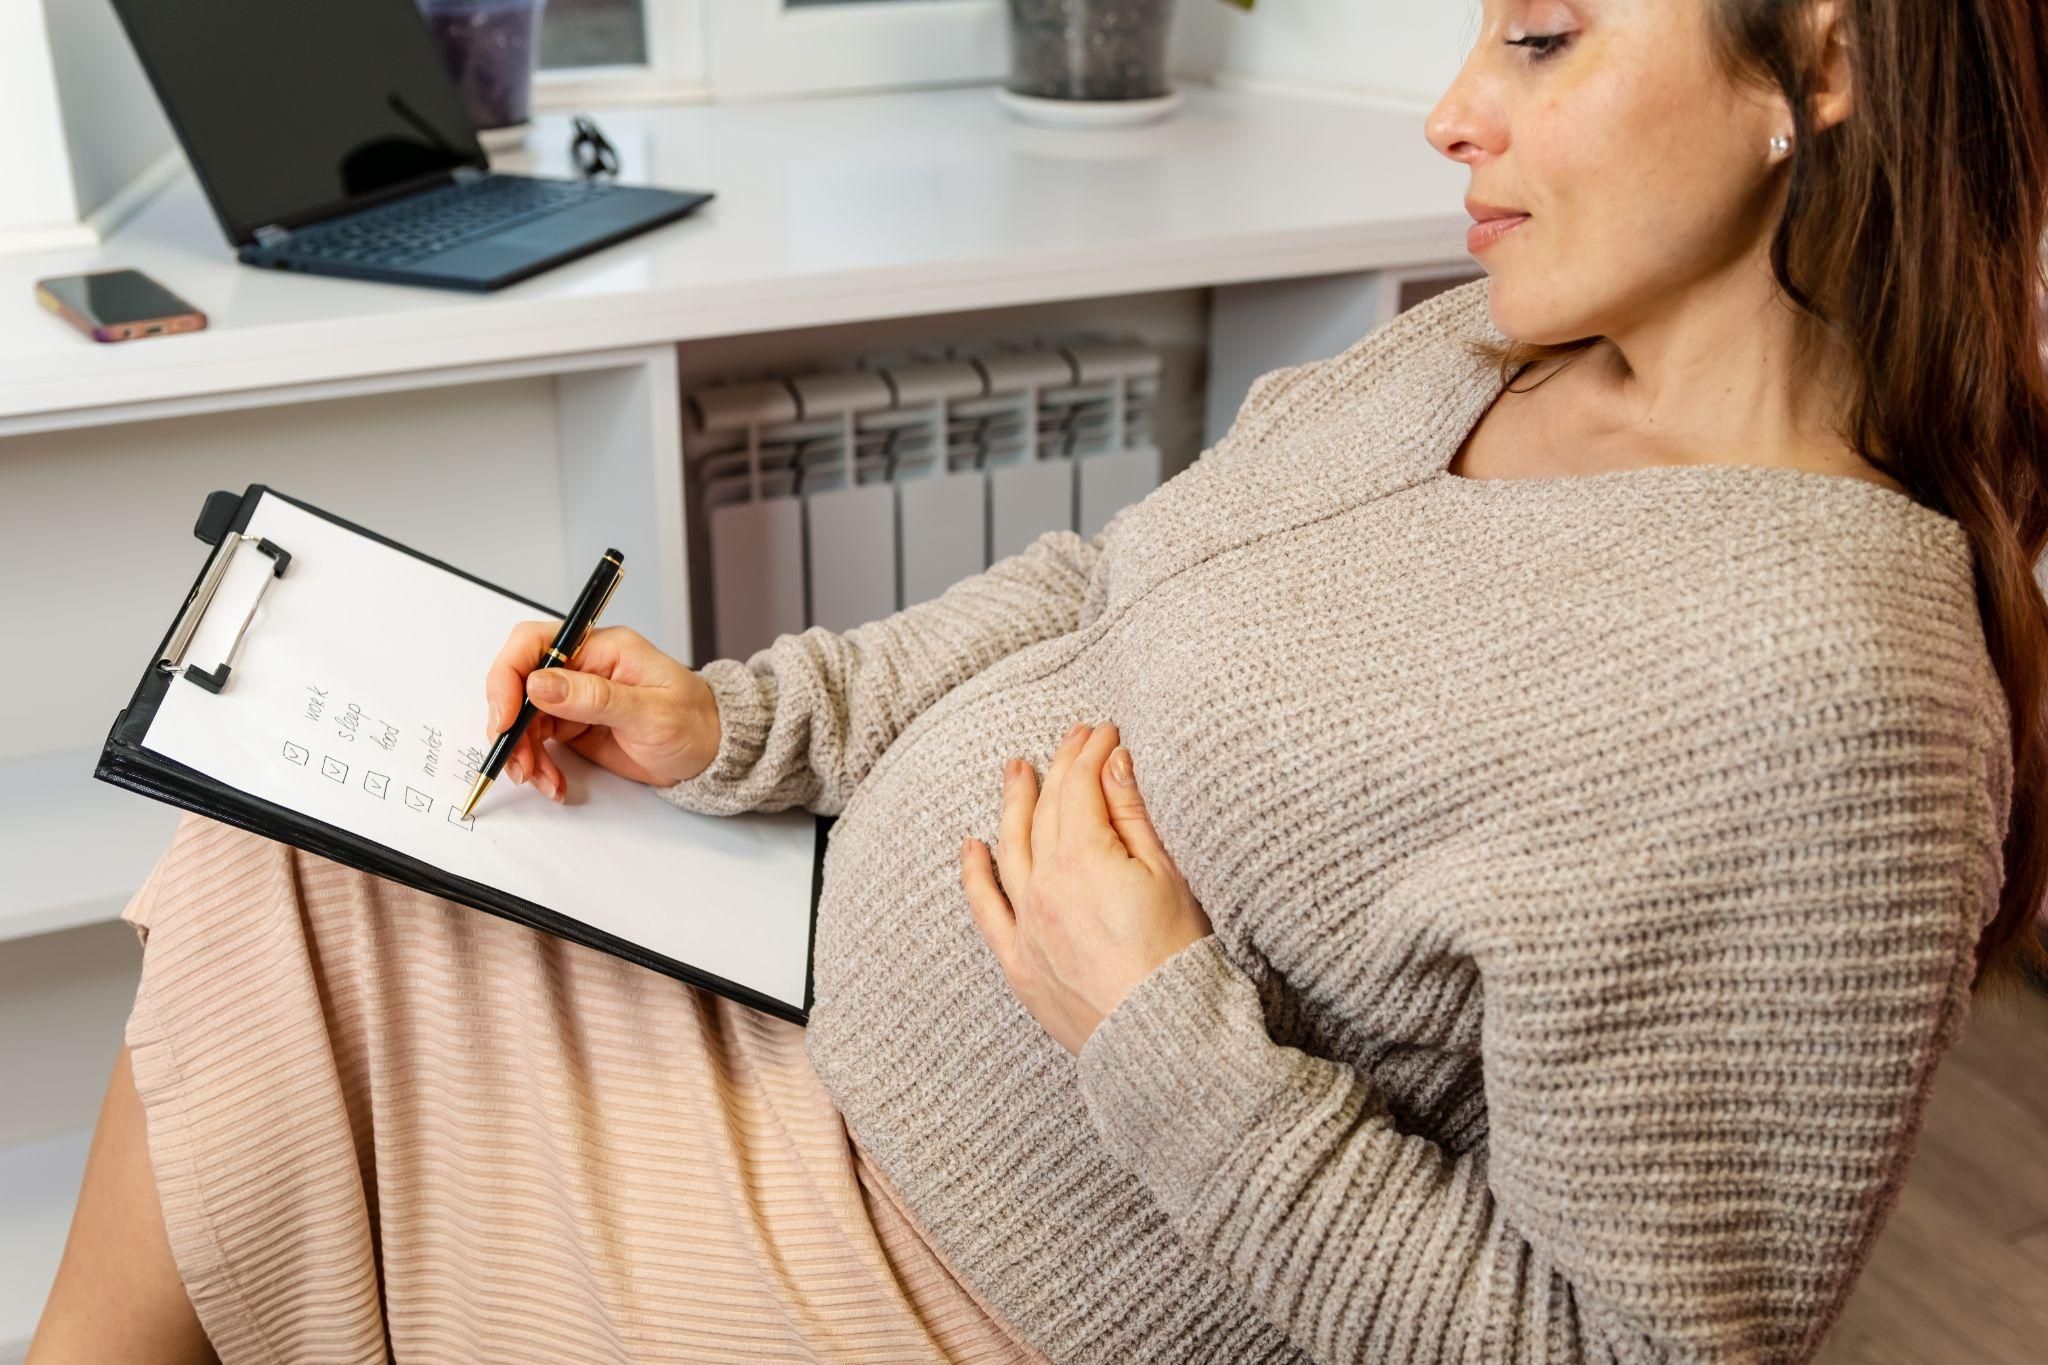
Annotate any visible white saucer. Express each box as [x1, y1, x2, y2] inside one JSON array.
[[995, 88, 1183, 129]]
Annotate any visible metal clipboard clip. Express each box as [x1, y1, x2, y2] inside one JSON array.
[[156, 531, 294, 694]]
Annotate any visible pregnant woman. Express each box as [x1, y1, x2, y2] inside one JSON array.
[[33, 2, 2048, 1362]]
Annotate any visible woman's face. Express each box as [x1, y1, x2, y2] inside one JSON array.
[[1425, 0, 1794, 345]]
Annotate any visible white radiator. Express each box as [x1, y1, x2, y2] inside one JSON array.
[[686, 336, 1163, 662]]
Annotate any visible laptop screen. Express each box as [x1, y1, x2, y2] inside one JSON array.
[[111, 0, 486, 246]]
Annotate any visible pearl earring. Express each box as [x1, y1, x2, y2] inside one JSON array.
[[1769, 134, 1792, 156]]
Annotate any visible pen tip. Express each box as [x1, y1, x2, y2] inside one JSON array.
[[461, 772, 491, 820]]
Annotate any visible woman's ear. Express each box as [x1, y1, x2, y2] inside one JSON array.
[[1805, 0, 1854, 135]]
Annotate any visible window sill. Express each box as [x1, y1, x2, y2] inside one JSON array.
[[534, 67, 714, 111]]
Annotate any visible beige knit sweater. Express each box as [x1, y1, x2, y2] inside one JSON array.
[[656, 278, 2012, 1364]]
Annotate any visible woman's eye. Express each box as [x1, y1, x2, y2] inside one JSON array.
[[1508, 32, 1572, 62]]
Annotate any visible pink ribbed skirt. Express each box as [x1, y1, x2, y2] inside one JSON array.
[[120, 812, 1052, 1365]]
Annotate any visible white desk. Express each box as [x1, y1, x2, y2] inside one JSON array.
[[0, 84, 1466, 423], [0, 81, 1470, 1356]]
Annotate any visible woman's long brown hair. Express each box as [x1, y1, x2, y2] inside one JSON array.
[[1471, 0, 2048, 999]]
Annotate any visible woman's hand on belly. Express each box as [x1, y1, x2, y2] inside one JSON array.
[[960, 721, 1213, 1057]]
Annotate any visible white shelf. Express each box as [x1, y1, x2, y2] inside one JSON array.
[[0, 1125, 92, 1359], [1, 747, 178, 943]]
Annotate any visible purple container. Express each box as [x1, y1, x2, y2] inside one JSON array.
[[418, 0, 548, 131]]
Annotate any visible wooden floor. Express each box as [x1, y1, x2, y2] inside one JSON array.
[[1815, 980, 2048, 1363]]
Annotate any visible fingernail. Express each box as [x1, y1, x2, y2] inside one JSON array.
[[1066, 722, 1087, 743], [1110, 746, 1135, 785], [1003, 757, 1020, 783], [507, 757, 524, 783], [530, 671, 564, 702], [542, 775, 560, 801]]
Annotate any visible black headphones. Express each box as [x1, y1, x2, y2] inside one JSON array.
[[570, 114, 620, 179]]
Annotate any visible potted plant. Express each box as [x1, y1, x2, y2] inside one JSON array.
[[1000, 0, 1254, 128]]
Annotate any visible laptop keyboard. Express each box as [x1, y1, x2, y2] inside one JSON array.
[[282, 176, 619, 267]]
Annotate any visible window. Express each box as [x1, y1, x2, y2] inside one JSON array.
[[539, 0, 648, 70], [529, 0, 1003, 102], [532, 0, 705, 106], [707, 0, 1004, 99]]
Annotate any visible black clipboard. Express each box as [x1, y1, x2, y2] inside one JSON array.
[[96, 484, 830, 1026]]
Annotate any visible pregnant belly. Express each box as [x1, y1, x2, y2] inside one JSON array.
[[802, 644, 1112, 1104]]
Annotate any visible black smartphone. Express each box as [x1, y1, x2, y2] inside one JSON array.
[[34, 268, 208, 343]]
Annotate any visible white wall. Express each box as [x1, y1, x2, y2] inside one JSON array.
[[1185, 0, 1479, 110], [41, 0, 177, 219], [0, 0, 84, 246], [0, 0, 177, 251]]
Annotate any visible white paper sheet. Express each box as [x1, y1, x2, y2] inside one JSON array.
[[143, 493, 817, 1012]]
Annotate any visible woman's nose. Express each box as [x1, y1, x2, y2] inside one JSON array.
[[1425, 61, 1502, 166]]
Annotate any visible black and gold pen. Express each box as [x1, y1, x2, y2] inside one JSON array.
[[461, 548, 625, 819]]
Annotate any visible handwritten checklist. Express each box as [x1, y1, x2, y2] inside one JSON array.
[[140, 494, 819, 1012]]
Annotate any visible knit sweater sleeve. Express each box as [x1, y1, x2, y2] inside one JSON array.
[[652, 525, 1108, 817], [1074, 662, 2009, 1363], [653, 359, 1314, 819]]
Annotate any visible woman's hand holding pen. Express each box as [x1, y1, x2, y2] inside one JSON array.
[[484, 622, 721, 800]]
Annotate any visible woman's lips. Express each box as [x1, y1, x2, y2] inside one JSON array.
[[1467, 214, 1531, 254]]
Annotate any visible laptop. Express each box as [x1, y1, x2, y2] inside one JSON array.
[[109, 0, 714, 292]]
